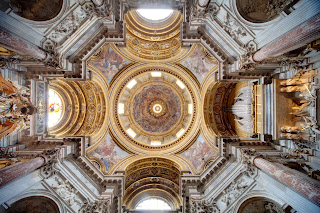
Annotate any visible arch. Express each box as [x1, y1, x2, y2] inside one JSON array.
[[123, 157, 182, 210], [203, 82, 236, 140], [123, 9, 185, 62], [234, 0, 292, 24], [115, 154, 194, 174], [6, 191, 65, 213], [232, 191, 287, 213], [48, 79, 107, 139], [229, 0, 284, 30]]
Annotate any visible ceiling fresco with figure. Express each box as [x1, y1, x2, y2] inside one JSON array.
[[180, 134, 218, 174], [88, 134, 130, 174], [180, 44, 218, 83], [88, 44, 131, 83]]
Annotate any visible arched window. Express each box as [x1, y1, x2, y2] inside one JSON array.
[[48, 89, 63, 127], [135, 198, 172, 210], [136, 9, 173, 21]]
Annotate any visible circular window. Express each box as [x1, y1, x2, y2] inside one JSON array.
[[136, 9, 173, 21], [48, 89, 63, 127], [135, 198, 172, 210]]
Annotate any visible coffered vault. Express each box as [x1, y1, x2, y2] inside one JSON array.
[[0, 0, 320, 213]]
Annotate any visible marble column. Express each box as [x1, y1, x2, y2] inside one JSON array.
[[92, 0, 104, 6], [253, 13, 320, 62], [198, 0, 210, 7], [0, 28, 47, 60], [253, 157, 320, 205], [0, 156, 45, 187]]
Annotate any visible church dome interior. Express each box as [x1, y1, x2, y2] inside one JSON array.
[[0, 0, 319, 213]]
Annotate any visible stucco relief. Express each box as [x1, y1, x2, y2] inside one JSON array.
[[49, 8, 87, 43], [190, 197, 220, 213], [221, 177, 249, 206], [52, 177, 82, 207]]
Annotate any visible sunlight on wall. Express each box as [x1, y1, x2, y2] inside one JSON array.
[[48, 89, 63, 127]]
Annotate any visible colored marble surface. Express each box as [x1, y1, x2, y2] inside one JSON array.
[[253, 13, 320, 61], [180, 45, 217, 83], [0, 157, 45, 186], [132, 84, 181, 133], [0, 29, 46, 60], [254, 157, 320, 205], [89, 134, 129, 173]]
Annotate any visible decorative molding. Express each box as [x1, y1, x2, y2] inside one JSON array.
[[190, 4, 207, 21], [190, 197, 220, 213], [79, 199, 111, 213], [220, 177, 249, 206], [265, 202, 285, 213], [81, 2, 112, 21], [239, 41, 257, 71], [40, 149, 59, 179], [240, 148, 258, 178], [222, 13, 247, 41], [0, 57, 20, 68], [205, 3, 220, 21], [52, 177, 82, 207]]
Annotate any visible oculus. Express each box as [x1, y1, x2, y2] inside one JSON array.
[[149, 100, 167, 118], [136, 9, 173, 21]]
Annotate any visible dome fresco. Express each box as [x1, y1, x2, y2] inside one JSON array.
[[108, 64, 201, 154], [132, 84, 181, 133]]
